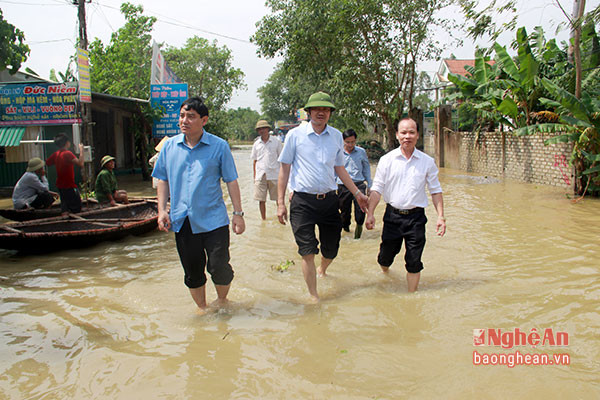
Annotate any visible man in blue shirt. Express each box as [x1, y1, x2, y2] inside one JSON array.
[[277, 92, 368, 302], [152, 97, 245, 314], [337, 129, 372, 239]]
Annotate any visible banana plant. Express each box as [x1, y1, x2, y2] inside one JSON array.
[[446, 56, 507, 131], [515, 78, 600, 195], [447, 26, 570, 130]]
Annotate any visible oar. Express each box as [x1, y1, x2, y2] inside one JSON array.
[[0, 225, 23, 234], [68, 214, 118, 228]]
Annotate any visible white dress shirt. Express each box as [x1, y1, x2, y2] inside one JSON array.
[[251, 135, 283, 181], [371, 148, 442, 209]]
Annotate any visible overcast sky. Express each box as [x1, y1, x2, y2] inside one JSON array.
[[2, 0, 598, 112]]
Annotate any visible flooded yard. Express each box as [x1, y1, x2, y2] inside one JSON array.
[[1, 146, 599, 398]]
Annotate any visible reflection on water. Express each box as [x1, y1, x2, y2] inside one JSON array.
[[1, 146, 599, 399]]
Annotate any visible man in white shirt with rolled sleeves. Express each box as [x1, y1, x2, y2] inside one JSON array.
[[366, 118, 446, 292], [251, 119, 283, 220]]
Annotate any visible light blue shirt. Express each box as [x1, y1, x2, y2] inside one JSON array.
[[278, 122, 345, 194], [12, 172, 50, 209], [151, 131, 238, 234], [336, 146, 372, 187]]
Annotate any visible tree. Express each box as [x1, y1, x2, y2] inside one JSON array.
[[162, 36, 245, 137], [252, 0, 458, 150], [446, 27, 575, 130], [0, 9, 30, 74], [225, 108, 261, 141], [458, 1, 600, 101], [446, 25, 600, 196], [89, 2, 156, 99], [412, 72, 435, 111], [258, 63, 314, 123], [49, 55, 77, 82], [88, 2, 157, 180], [518, 78, 600, 197]]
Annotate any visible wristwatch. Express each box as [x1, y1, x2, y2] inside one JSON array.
[[233, 211, 244, 217]]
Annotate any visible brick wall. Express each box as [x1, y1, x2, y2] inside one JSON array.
[[442, 131, 573, 189]]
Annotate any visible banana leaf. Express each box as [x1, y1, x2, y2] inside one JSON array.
[[494, 42, 520, 82], [541, 78, 591, 123]]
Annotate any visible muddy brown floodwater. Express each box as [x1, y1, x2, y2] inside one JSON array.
[[1, 145, 599, 399]]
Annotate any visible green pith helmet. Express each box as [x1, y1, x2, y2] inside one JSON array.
[[26, 157, 45, 172], [101, 155, 115, 168], [304, 92, 335, 111]]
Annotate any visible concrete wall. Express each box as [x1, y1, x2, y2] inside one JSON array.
[[442, 131, 574, 189]]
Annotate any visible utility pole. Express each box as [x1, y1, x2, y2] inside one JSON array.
[[76, 0, 93, 183], [570, 0, 586, 99]]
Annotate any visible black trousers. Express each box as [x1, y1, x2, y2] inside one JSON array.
[[30, 192, 54, 209], [377, 205, 427, 273], [58, 188, 82, 213], [290, 191, 342, 259], [175, 218, 234, 288], [338, 182, 366, 229]]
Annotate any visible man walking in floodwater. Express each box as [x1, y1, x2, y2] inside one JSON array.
[[277, 92, 368, 302], [365, 118, 446, 292], [152, 96, 245, 313], [251, 119, 282, 220], [337, 129, 372, 239]]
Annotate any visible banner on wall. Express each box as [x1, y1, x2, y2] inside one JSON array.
[[0, 82, 81, 126]]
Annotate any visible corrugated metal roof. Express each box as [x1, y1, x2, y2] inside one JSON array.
[[0, 127, 25, 146]]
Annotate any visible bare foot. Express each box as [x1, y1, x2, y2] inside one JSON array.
[[195, 307, 208, 316], [307, 295, 320, 304], [210, 298, 230, 308], [380, 266, 390, 274], [317, 267, 327, 277]]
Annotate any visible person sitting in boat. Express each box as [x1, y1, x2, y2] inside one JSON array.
[[94, 155, 129, 207], [12, 157, 58, 210]]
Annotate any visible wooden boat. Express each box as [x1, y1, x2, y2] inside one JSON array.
[[0, 198, 153, 221], [0, 200, 159, 252]]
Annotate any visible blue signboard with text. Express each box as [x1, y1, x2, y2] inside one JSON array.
[[150, 83, 188, 138], [0, 82, 81, 126]]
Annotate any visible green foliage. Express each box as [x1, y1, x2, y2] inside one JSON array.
[[252, 0, 458, 149], [224, 108, 261, 141], [49, 54, 77, 83], [446, 27, 584, 130], [162, 36, 245, 112], [271, 259, 294, 272], [89, 2, 156, 98], [445, 22, 600, 196], [0, 9, 30, 74], [258, 63, 313, 123], [358, 139, 386, 161], [456, 102, 477, 131], [514, 79, 600, 196], [161, 36, 245, 139], [458, 0, 518, 44], [412, 72, 435, 111]]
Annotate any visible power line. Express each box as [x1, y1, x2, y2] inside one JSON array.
[[89, 1, 115, 33], [0, 0, 69, 5], [28, 38, 75, 44], [94, 0, 251, 44]]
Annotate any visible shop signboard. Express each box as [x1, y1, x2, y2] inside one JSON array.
[[150, 83, 188, 138]]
